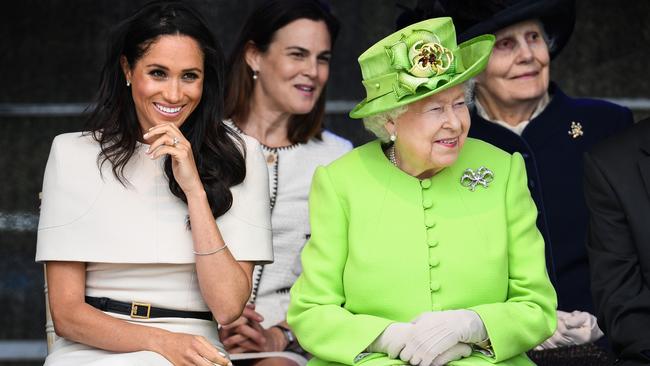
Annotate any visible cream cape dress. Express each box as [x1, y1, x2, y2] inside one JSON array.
[[36, 132, 273, 365]]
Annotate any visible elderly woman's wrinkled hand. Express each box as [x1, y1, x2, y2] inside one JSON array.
[[399, 310, 486, 366], [534, 310, 604, 350]]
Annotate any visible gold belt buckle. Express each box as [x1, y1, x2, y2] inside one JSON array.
[[130, 301, 151, 319]]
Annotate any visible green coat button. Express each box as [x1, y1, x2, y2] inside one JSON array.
[[420, 179, 432, 189], [429, 255, 439, 267], [426, 229, 438, 247]]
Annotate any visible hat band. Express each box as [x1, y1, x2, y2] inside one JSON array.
[[362, 49, 465, 103]]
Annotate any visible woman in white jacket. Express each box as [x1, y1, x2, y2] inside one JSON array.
[[36, 2, 272, 365]]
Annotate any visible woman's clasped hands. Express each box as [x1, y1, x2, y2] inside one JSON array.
[[368, 310, 487, 366], [219, 304, 289, 353]]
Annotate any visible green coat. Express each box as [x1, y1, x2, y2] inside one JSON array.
[[287, 138, 557, 366]]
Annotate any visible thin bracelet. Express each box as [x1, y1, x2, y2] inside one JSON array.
[[193, 243, 228, 256]]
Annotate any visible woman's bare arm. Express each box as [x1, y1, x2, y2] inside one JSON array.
[[47, 261, 230, 365]]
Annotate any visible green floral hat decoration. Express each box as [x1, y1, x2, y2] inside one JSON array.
[[349, 17, 495, 119]]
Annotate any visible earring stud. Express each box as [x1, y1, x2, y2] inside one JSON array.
[[126, 80, 131, 87], [252, 70, 259, 80], [390, 133, 396, 142]]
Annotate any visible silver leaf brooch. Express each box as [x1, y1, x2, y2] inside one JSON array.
[[460, 167, 494, 191]]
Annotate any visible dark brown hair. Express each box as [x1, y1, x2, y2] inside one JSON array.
[[84, 0, 245, 219], [224, 0, 340, 144]]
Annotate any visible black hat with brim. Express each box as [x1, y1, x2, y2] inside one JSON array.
[[396, 0, 576, 59]]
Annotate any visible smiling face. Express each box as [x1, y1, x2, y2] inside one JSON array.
[[246, 18, 331, 115], [386, 84, 470, 179], [122, 34, 204, 134], [474, 19, 550, 108]]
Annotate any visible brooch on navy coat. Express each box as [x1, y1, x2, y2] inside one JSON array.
[[460, 167, 494, 191], [568, 121, 584, 139]]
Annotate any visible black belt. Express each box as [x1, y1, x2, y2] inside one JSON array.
[[85, 296, 213, 321]]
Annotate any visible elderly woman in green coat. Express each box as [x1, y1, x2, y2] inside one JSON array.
[[287, 17, 557, 366]]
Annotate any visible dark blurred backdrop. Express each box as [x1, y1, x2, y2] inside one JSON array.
[[1, 0, 649, 364]]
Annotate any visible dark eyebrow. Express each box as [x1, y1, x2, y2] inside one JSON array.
[[146, 63, 168, 70], [285, 46, 332, 58], [146, 63, 203, 74], [285, 46, 309, 53], [182, 68, 203, 74]]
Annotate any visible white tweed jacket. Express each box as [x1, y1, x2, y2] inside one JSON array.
[[243, 129, 352, 328]]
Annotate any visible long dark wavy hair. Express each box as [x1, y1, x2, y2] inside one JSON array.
[[225, 0, 340, 144], [84, 0, 245, 219]]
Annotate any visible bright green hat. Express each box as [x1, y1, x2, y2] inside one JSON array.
[[349, 17, 495, 119]]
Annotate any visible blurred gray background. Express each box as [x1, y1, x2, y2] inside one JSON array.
[[1, 0, 649, 364]]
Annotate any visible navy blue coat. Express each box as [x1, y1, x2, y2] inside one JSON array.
[[468, 83, 633, 314]]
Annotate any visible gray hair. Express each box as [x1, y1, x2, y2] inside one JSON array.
[[362, 105, 409, 142], [362, 82, 473, 142], [535, 19, 556, 55]]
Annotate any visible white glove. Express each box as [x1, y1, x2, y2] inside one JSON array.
[[400, 310, 487, 366], [367, 322, 414, 358], [564, 310, 604, 343], [534, 310, 604, 350], [431, 343, 473, 366]]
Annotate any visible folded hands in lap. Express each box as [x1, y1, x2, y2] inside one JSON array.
[[534, 310, 603, 350], [219, 304, 287, 353], [368, 310, 486, 366]]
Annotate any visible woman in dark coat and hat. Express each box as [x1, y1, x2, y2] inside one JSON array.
[[398, 0, 633, 352]]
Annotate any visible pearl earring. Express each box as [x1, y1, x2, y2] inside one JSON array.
[[390, 133, 396, 142], [126, 80, 131, 87], [252, 70, 259, 80]]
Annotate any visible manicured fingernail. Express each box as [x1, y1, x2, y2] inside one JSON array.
[[143, 133, 149, 138], [218, 351, 226, 357], [148, 126, 155, 131], [227, 362, 233, 366], [145, 147, 150, 153]]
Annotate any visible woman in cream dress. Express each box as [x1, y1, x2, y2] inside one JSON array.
[[36, 2, 272, 365]]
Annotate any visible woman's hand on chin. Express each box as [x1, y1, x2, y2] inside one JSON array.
[[155, 330, 232, 366], [143, 123, 204, 195]]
